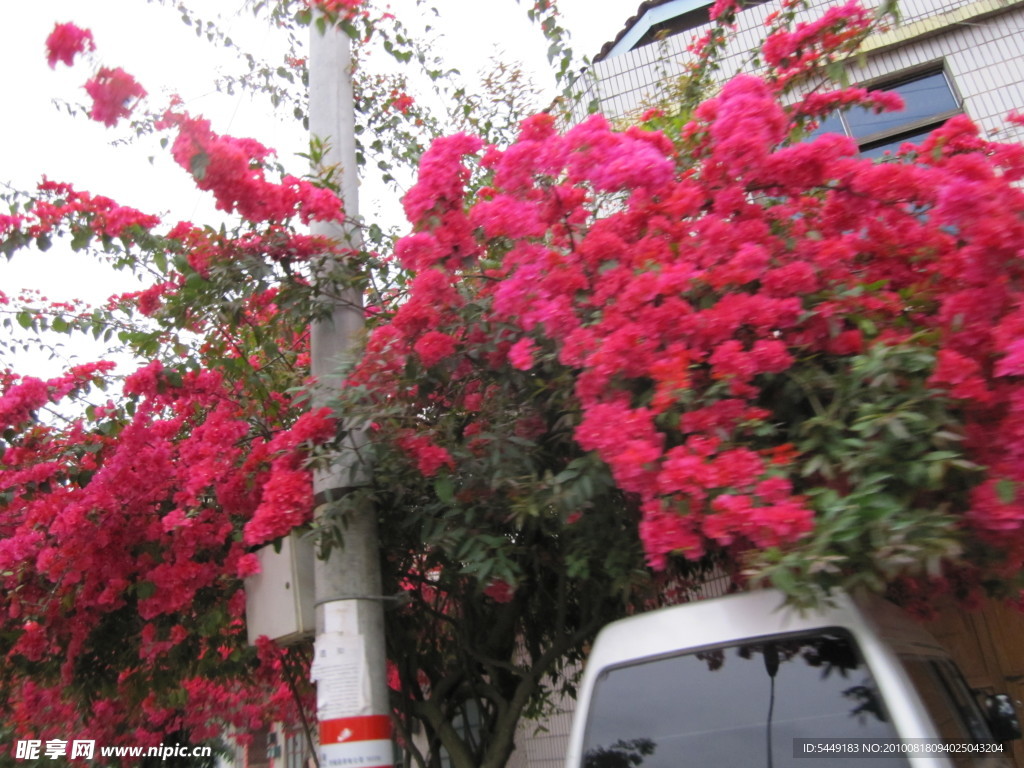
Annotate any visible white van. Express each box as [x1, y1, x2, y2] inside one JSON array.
[[564, 590, 1020, 767]]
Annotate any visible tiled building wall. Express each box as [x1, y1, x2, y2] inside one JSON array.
[[572, 0, 1024, 146], [507, 701, 575, 768], [880, 5, 1024, 140]]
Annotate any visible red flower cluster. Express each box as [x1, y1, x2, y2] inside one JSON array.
[[352, 61, 1024, 579], [243, 408, 337, 546], [762, 1, 873, 83], [0, 355, 318, 742], [162, 220, 340, 277], [159, 111, 344, 225], [389, 90, 415, 114], [307, 0, 364, 16], [45, 22, 95, 69], [0, 362, 115, 430], [396, 431, 455, 477], [3, 178, 161, 245], [84, 67, 147, 128]]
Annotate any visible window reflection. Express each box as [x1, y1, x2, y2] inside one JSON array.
[[806, 69, 961, 158], [581, 629, 910, 768], [845, 72, 959, 139]]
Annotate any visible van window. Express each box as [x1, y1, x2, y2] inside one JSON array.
[[580, 629, 909, 767]]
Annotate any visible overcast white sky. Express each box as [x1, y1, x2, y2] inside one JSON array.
[[0, 0, 638, 375], [1, 0, 633, 212]]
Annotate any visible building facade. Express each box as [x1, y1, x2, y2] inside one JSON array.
[[572, 0, 1024, 150]]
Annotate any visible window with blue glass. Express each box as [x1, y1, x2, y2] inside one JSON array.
[[811, 68, 962, 157]]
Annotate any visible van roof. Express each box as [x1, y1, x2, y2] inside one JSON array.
[[586, 589, 945, 671]]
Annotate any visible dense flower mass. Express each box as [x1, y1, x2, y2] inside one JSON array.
[[0, 30, 334, 738], [0, 356, 316, 743], [349, 45, 1024, 593], [761, 1, 874, 83]]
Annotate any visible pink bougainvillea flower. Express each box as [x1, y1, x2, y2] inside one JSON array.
[[84, 67, 147, 128], [307, 0, 364, 17], [390, 92, 414, 114], [158, 110, 344, 224], [45, 22, 95, 69], [709, 0, 740, 21], [414, 330, 458, 368], [507, 338, 537, 371], [396, 431, 455, 477], [236, 553, 262, 578]]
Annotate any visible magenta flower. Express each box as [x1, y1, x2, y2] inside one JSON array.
[[507, 338, 537, 371], [84, 67, 146, 128], [45, 22, 95, 69]]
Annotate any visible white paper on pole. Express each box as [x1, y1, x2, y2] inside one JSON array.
[[310, 632, 371, 718], [320, 738, 393, 768]]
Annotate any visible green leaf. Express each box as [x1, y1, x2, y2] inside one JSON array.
[[70, 228, 92, 252], [190, 151, 210, 180], [996, 479, 1016, 505], [770, 564, 796, 595], [885, 419, 910, 440], [136, 581, 156, 600], [434, 475, 454, 504], [553, 466, 579, 484], [340, 19, 359, 39], [825, 60, 847, 85]]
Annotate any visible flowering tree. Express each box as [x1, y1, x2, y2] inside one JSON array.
[[2, 2, 392, 758], [3, 0, 1024, 766], [1, 18, 343, 757]]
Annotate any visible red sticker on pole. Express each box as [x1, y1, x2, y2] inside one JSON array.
[[319, 715, 393, 767]]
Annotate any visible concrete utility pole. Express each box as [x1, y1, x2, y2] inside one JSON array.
[[308, 16, 393, 768]]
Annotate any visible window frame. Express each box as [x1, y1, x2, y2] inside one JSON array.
[[812, 63, 963, 156]]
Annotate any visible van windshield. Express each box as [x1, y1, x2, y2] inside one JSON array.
[[580, 628, 910, 767]]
